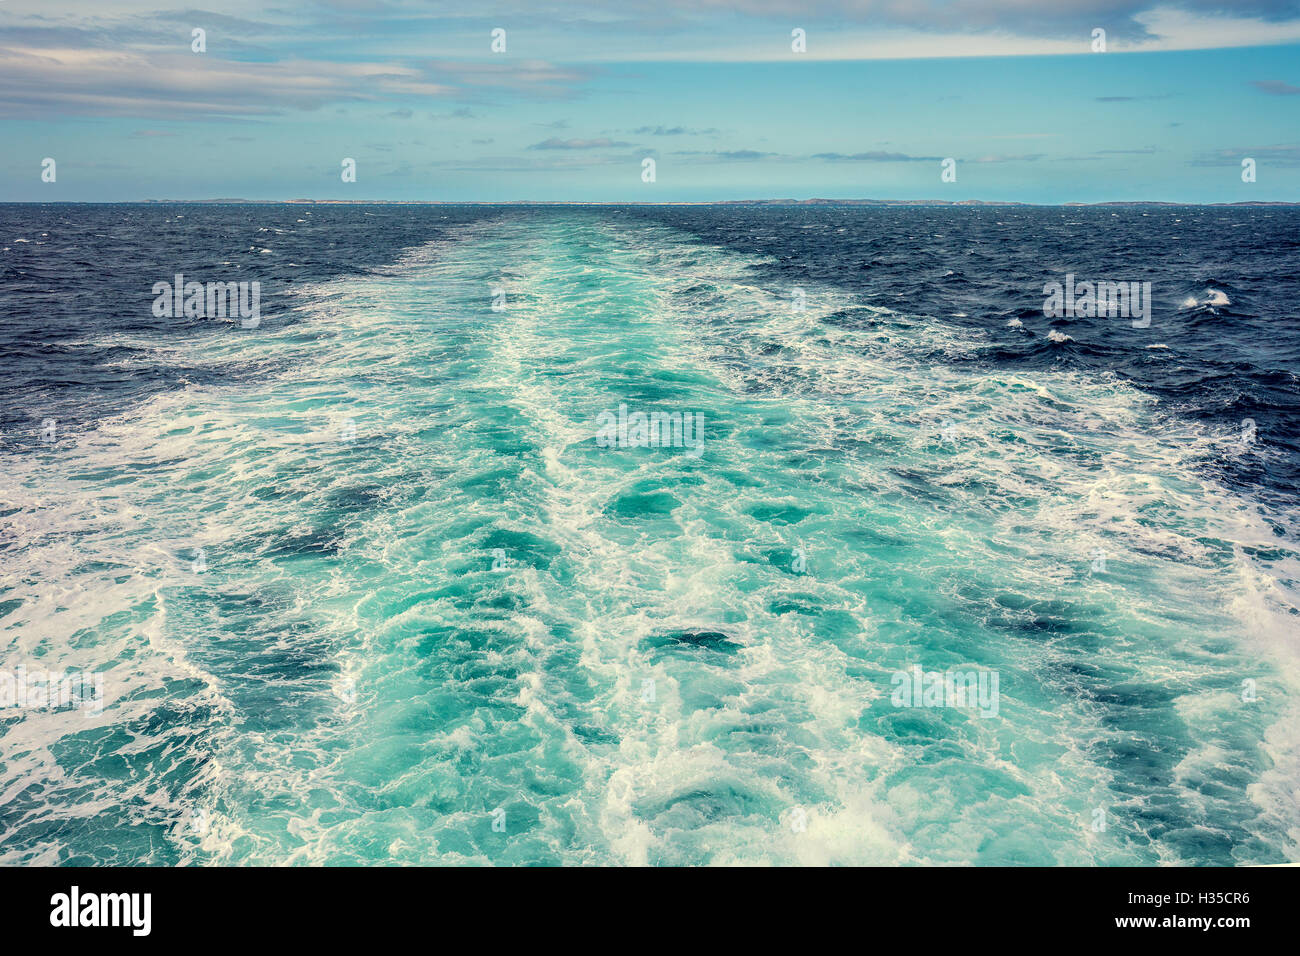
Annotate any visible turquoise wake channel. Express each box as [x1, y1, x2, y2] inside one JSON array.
[[1, 212, 1297, 865]]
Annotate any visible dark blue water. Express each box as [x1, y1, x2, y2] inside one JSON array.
[[0, 204, 503, 439], [617, 204, 1300, 515], [6, 204, 1297, 511]]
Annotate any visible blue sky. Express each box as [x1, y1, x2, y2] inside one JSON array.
[[2, 0, 1299, 202]]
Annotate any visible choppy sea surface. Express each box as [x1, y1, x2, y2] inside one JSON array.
[[1, 203, 1298, 865]]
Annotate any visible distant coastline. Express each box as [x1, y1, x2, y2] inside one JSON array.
[[6, 198, 1300, 207]]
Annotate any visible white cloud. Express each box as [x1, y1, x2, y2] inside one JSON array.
[[0, 47, 455, 117], [575, 6, 1300, 61]]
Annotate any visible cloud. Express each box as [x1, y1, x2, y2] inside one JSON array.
[[569, 2, 1300, 61], [6, 2, 1300, 83], [386, 108, 414, 118], [1094, 94, 1171, 102], [427, 107, 478, 120], [967, 153, 1046, 163], [0, 46, 457, 118], [2, 1, 1297, 129], [0, 7, 595, 120], [631, 125, 719, 135], [1252, 79, 1300, 94], [812, 150, 1040, 164], [431, 153, 629, 172], [674, 149, 777, 160], [665, 0, 1300, 37], [422, 60, 595, 98], [478, 2, 1300, 63], [529, 137, 631, 150], [813, 151, 941, 162], [1190, 143, 1300, 166]]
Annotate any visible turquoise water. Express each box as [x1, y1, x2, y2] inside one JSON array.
[[2, 212, 1298, 865]]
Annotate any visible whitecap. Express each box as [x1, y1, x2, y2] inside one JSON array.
[[1180, 288, 1232, 310]]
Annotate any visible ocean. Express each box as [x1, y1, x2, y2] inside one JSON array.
[[1, 203, 1297, 865]]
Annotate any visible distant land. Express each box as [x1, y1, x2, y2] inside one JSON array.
[[11, 198, 1300, 207], [157, 198, 1300, 207]]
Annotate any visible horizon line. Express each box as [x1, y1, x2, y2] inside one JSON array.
[[6, 199, 1300, 207]]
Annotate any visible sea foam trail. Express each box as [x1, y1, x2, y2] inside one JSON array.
[[0, 212, 1296, 865]]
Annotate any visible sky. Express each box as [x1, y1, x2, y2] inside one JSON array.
[[1, 0, 1298, 203]]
